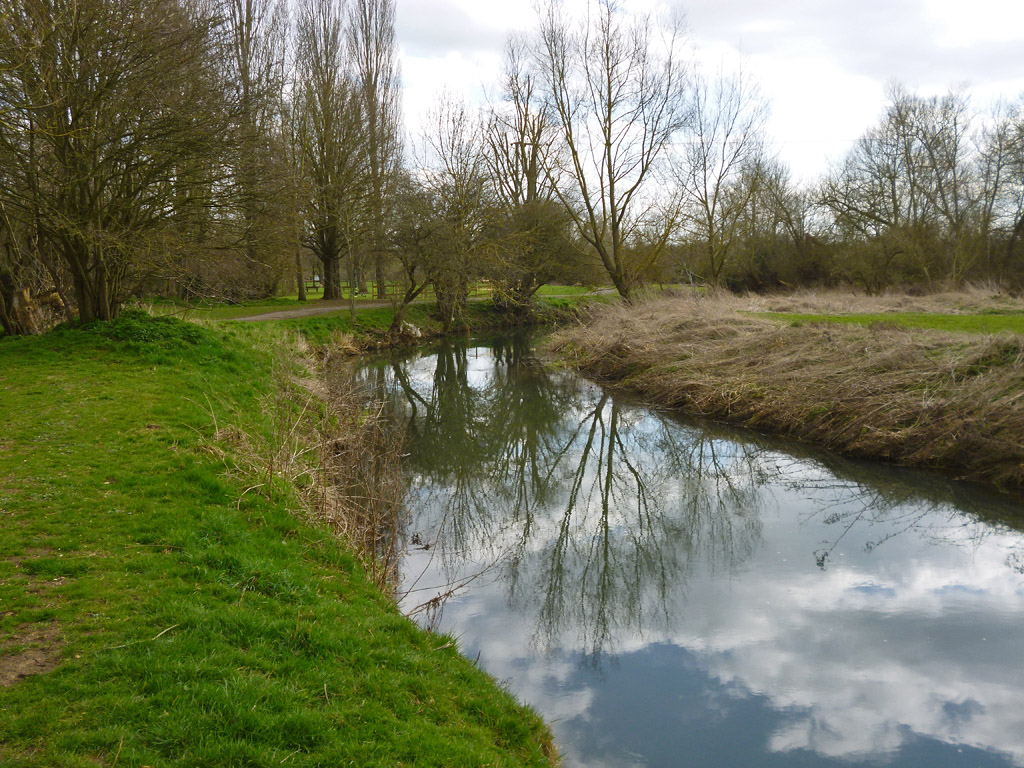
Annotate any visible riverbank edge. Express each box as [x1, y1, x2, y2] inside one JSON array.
[[246, 295, 595, 352], [547, 294, 1024, 493], [0, 313, 559, 766]]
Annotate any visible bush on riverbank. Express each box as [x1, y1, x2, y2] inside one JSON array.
[[549, 294, 1024, 491], [0, 314, 557, 766]]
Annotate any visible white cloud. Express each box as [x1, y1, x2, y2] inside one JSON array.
[[395, 0, 1024, 181], [401, 458, 1024, 764]]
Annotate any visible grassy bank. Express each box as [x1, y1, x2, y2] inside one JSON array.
[[251, 297, 590, 347], [750, 311, 1024, 335], [549, 293, 1024, 491], [150, 285, 601, 322], [0, 313, 557, 766]]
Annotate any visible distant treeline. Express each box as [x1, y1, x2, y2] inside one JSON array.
[[2, 0, 1023, 334]]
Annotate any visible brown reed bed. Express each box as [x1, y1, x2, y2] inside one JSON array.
[[549, 292, 1024, 491]]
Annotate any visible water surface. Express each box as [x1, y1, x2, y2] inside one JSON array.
[[355, 335, 1024, 768]]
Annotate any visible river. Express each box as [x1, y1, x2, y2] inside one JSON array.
[[352, 334, 1024, 768]]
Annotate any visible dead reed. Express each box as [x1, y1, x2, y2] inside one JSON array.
[[320, 353, 406, 591], [550, 293, 1024, 491], [707, 284, 1024, 315]]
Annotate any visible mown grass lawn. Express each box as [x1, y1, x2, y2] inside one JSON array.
[[0, 314, 555, 767], [756, 310, 1024, 335]]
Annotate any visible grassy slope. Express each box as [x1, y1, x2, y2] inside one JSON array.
[[251, 298, 590, 347], [152, 295, 389, 321], [0, 314, 555, 767], [149, 286, 604, 322]]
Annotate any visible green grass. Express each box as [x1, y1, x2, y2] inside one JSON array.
[[0, 313, 555, 767], [534, 284, 603, 296], [146, 283, 606, 322], [243, 297, 593, 347], [154, 294, 388, 321], [272, 304, 437, 344], [754, 311, 1024, 335]]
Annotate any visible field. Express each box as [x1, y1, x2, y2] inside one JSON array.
[[142, 284, 606, 322], [731, 287, 1024, 334]]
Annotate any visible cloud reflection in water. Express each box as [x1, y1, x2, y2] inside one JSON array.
[[352, 336, 1024, 767]]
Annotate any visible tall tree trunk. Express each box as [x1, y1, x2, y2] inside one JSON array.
[[375, 251, 387, 299], [348, 256, 357, 318], [0, 274, 18, 335], [295, 249, 307, 302], [322, 255, 342, 299]]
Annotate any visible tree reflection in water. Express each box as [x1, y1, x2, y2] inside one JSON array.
[[349, 335, 1024, 666], [346, 335, 1024, 767], [354, 334, 768, 663]]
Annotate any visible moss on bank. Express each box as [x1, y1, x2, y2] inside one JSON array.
[[0, 313, 557, 766], [550, 295, 1024, 492]]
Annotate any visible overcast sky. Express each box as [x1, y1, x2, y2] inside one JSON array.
[[394, 0, 1024, 185]]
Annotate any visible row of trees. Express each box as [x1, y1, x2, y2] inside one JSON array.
[[478, 1, 1024, 296], [0, 0, 408, 333], [822, 87, 1024, 292], [2, 0, 1024, 334]]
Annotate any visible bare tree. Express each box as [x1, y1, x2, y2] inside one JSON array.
[[348, 0, 402, 299], [223, 0, 293, 296], [386, 175, 436, 332], [821, 85, 986, 289], [899, 87, 979, 283], [483, 35, 572, 312], [295, 0, 367, 300], [820, 91, 928, 291], [979, 97, 1024, 282], [676, 66, 769, 285], [486, 36, 555, 211], [534, 0, 690, 299], [1002, 104, 1024, 277], [420, 93, 494, 330], [0, 0, 229, 322]]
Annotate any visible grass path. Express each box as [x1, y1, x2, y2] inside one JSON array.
[[153, 286, 611, 323], [230, 293, 609, 323]]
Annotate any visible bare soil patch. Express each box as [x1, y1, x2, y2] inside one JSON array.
[[1, 620, 63, 687]]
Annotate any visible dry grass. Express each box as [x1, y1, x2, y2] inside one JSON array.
[[319, 354, 406, 591], [550, 292, 1024, 491], [702, 284, 1024, 315]]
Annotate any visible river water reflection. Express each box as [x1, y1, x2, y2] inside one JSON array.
[[353, 334, 1024, 768]]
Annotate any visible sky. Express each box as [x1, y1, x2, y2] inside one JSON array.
[[394, 0, 1024, 185]]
